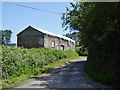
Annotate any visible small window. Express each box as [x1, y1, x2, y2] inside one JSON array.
[[68, 45, 71, 50], [68, 41, 70, 45], [52, 41, 55, 48]]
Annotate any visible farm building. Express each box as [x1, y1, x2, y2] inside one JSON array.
[[17, 26, 75, 51]]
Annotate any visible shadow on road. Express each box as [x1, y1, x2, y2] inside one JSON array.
[[27, 59, 108, 88]]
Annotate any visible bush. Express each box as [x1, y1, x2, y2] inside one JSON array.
[[75, 46, 88, 56], [2, 45, 78, 79]]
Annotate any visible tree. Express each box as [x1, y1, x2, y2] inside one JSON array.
[[2, 30, 12, 44], [64, 32, 78, 41], [62, 2, 120, 87], [64, 32, 82, 46]]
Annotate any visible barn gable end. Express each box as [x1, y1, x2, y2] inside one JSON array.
[[17, 26, 44, 48]]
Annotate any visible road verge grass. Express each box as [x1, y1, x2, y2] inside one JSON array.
[[2, 56, 82, 89], [84, 61, 118, 88], [1, 45, 82, 89]]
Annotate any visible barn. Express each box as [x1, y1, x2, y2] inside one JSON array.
[[17, 26, 75, 51]]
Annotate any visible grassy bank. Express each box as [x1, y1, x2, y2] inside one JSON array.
[[2, 55, 81, 89], [84, 59, 119, 88], [75, 46, 88, 56], [5, 55, 81, 88], [1, 45, 80, 89]]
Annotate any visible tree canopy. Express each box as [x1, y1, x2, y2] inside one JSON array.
[[62, 2, 119, 47], [2, 30, 12, 44], [64, 32, 78, 41], [62, 2, 120, 87]]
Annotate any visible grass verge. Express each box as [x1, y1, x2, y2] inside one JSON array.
[[2, 56, 83, 89], [84, 62, 118, 88]]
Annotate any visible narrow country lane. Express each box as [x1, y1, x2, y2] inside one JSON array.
[[14, 58, 110, 88]]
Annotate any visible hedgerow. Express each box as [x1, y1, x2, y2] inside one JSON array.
[[62, 2, 120, 88], [75, 46, 88, 56], [2, 45, 78, 79]]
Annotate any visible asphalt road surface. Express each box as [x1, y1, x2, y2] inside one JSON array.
[[15, 58, 110, 88]]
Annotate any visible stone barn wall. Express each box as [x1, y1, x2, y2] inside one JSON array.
[[44, 35, 60, 50], [17, 27, 44, 48], [44, 35, 75, 51]]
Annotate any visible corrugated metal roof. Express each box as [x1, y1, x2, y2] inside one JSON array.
[[18, 26, 76, 43]]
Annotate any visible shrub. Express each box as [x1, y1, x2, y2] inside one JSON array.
[[75, 46, 88, 56], [2, 45, 78, 79]]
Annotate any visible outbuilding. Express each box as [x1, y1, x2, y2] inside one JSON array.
[[17, 26, 75, 51]]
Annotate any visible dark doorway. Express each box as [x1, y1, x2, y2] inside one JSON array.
[[61, 45, 64, 50]]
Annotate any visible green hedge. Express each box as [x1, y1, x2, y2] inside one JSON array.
[[2, 46, 78, 79], [75, 46, 88, 56]]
